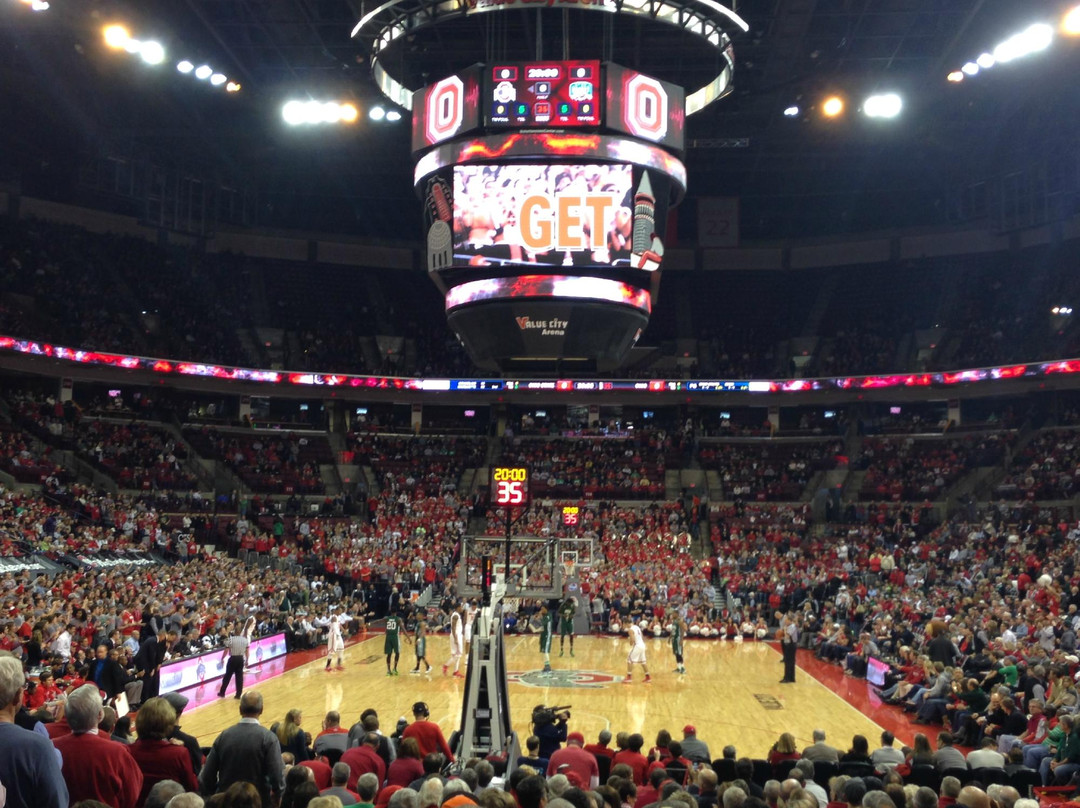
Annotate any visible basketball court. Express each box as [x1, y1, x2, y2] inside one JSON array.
[[180, 631, 908, 759]]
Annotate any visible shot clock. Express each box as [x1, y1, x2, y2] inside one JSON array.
[[491, 466, 529, 506], [562, 506, 579, 526]]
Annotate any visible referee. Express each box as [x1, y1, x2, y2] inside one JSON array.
[[779, 612, 798, 684], [218, 623, 250, 699]]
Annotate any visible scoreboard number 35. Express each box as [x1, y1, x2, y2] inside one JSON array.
[[491, 466, 529, 506]]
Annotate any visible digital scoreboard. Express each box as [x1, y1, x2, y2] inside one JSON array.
[[487, 61, 600, 128], [491, 466, 529, 506], [562, 506, 580, 526]]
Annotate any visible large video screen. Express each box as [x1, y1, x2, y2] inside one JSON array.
[[605, 64, 686, 152], [487, 61, 600, 128], [411, 66, 482, 153], [452, 163, 634, 268]]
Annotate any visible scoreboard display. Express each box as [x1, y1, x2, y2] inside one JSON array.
[[491, 466, 529, 506], [487, 61, 600, 127]]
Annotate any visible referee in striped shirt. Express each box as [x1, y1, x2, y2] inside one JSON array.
[[218, 623, 250, 699]]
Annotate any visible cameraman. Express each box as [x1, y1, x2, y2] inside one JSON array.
[[532, 704, 570, 760]]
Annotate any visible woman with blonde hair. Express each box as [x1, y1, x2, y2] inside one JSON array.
[[767, 732, 800, 770], [273, 708, 311, 762]]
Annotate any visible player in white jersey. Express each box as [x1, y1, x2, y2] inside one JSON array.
[[463, 600, 476, 654], [443, 604, 464, 678], [624, 618, 651, 684], [325, 615, 345, 670]]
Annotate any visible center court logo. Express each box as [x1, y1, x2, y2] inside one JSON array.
[[507, 669, 619, 688]]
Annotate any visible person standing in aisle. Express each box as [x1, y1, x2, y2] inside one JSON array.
[[218, 623, 250, 699]]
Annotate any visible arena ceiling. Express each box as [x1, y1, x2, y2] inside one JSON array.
[[0, 0, 1077, 241]]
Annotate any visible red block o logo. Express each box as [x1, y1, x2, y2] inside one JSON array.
[[624, 74, 668, 142], [426, 76, 464, 145]]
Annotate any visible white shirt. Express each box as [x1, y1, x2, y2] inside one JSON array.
[[630, 624, 644, 648]]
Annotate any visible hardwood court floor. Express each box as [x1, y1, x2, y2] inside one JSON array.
[[181, 633, 911, 758]]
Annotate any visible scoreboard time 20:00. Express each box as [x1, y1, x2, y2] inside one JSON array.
[[491, 466, 529, 506]]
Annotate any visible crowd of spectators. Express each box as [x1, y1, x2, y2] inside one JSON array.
[[698, 441, 844, 502], [996, 429, 1080, 501], [348, 434, 487, 496], [185, 428, 328, 495], [497, 433, 682, 500], [857, 435, 1010, 502]]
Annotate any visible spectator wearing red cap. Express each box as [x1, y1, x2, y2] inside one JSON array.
[[547, 731, 599, 789], [680, 726, 710, 765]]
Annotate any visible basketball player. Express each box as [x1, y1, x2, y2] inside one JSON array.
[[538, 603, 553, 673], [669, 610, 687, 674], [325, 614, 345, 671], [385, 609, 403, 676], [558, 596, 577, 657], [464, 600, 476, 655], [624, 616, 651, 684], [443, 603, 464, 678], [410, 617, 431, 674]]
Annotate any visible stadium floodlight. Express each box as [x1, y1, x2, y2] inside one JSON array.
[[226, 82, 241, 93], [282, 101, 306, 125], [386, 110, 402, 122], [210, 73, 227, 86], [369, 105, 386, 121], [995, 23, 1053, 63], [961, 62, 979, 75], [339, 103, 359, 122], [976, 52, 995, 69], [864, 93, 902, 119], [1065, 5, 1080, 35], [30, 0, 49, 10], [194, 65, 213, 80], [1053, 306, 1074, 315], [103, 25, 130, 50], [140, 40, 166, 65], [947, 71, 965, 82], [177, 60, 194, 74], [822, 96, 844, 118], [783, 105, 800, 117]]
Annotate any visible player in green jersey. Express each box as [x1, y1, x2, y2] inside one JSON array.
[[410, 617, 430, 674], [558, 596, 577, 657], [670, 610, 686, 674], [538, 603, 553, 673], [384, 609, 403, 676]]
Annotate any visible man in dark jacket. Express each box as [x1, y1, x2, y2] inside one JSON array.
[[199, 691, 284, 805]]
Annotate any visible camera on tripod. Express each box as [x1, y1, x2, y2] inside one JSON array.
[[532, 704, 572, 726]]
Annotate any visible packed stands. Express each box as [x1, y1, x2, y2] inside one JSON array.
[[699, 439, 844, 501], [857, 433, 1010, 501], [496, 432, 683, 500], [997, 428, 1080, 500], [184, 427, 331, 494]]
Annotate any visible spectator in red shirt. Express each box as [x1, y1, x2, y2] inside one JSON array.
[[584, 729, 616, 762], [401, 702, 455, 763], [53, 684, 143, 808], [547, 732, 600, 788], [612, 733, 649, 785], [340, 732, 387, 790]]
